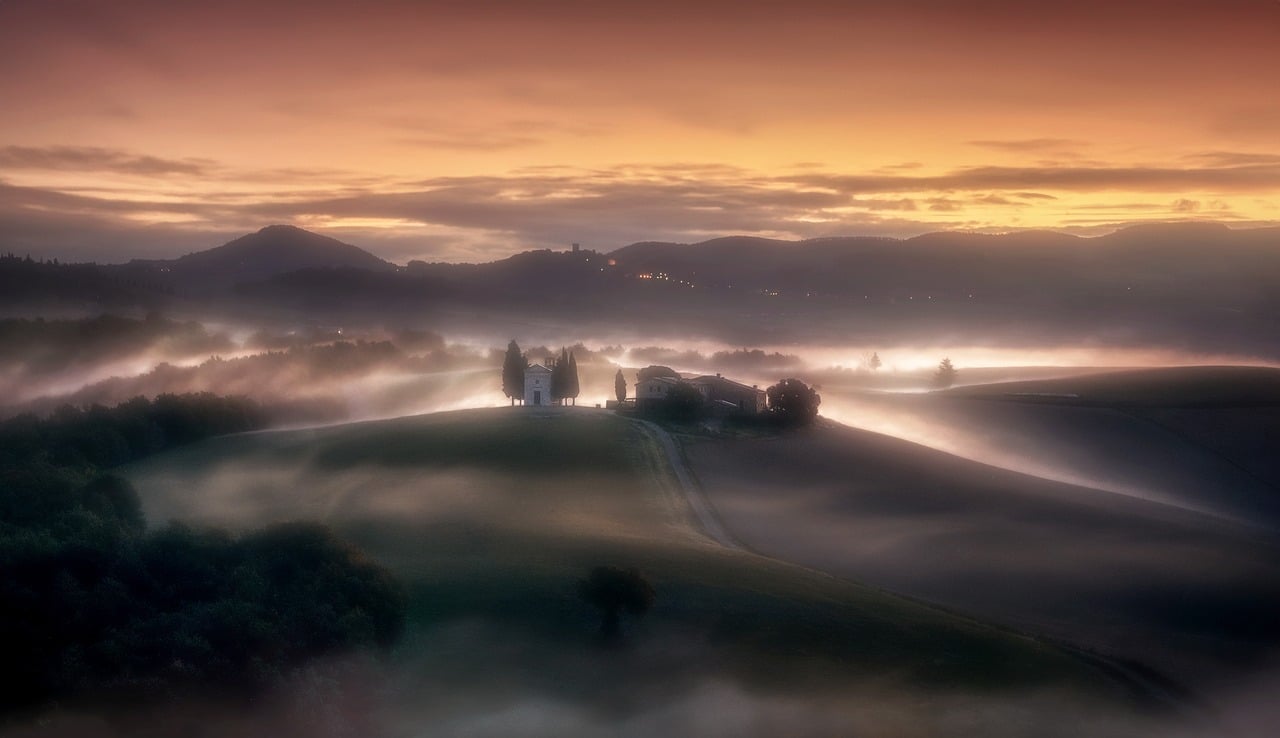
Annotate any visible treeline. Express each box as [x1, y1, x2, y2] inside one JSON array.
[[0, 314, 233, 375], [0, 255, 169, 309], [0, 394, 407, 716], [0, 393, 267, 471], [7, 341, 418, 422]]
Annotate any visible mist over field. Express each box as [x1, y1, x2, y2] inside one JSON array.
[[6, 1, 1280, 733]]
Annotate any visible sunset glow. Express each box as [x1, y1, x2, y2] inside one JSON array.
[[3, 0, 1279, 263]]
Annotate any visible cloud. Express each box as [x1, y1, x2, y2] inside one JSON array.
[[5, 155, 1280, 263], [795, 161, 1280, 194], [389, 117, 608, 152], [968, 138, 1084, 153], [0, 146, 213, 176], [851, 197, 918, 211], [398, 133, 544, 151], [1181, 151, 1280, 167]]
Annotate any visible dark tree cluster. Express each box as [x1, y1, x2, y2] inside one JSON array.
[[0, 255, 169, 309], [656, 382, 708, 422], [0, 393, 267, 471], [12, 341, 409, 421], [0, 313, 233, 375], [765, 378, 821, 427], [578, 566, 655, 640], [0, 394, 407, 716], [551, 347, 581, 405]]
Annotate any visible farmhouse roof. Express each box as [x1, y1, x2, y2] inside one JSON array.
[[690, 374, 764, 393]]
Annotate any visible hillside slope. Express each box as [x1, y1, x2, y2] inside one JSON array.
[[684, 417, 1280, 690], [117, 408, 1155, 734]]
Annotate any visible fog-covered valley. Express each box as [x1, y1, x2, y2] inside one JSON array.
[[4, 233, 1280, 737]]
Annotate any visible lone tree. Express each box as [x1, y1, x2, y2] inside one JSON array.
[[766, 378, 821, 426], [868, 351, 882, 371], [934, 357, 958, 389], [578, 566, 655, 640], [614, 368, 627, 402], [502, 340, 528, 405]]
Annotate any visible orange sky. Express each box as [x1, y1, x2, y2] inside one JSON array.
[[2, 0, 1278, 262]]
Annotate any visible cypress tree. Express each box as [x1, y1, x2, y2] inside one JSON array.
[[502, 340, 527, 405], [567, 351, 580, 406], [934, 357, 957, 388], [551, 346, 569, 403], [614, 369, 626, 402]]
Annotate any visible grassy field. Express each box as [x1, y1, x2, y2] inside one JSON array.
[[945, 366, 1280, 407], [816, 366, 1280, 528], [105, 407, 1169, 736], [684, 399, 1280, 696]]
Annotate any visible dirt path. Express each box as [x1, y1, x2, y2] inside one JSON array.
[[628, 417, 742, 550]]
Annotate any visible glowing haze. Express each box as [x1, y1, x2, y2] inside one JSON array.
[[2, 0, 1279, 263]]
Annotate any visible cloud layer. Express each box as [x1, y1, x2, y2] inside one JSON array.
[[1, 1, 1278, 261]]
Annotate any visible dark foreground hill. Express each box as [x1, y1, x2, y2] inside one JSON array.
[[101, 408, 1184, 736]]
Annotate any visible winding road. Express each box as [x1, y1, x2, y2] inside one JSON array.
[[628, 417, 741, 550]]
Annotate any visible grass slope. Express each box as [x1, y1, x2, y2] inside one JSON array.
[[684, 418, 1280, 690], [820, 366, 1280, 528], [118, 407, 1137, 730]]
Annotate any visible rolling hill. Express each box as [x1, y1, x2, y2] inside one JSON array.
[[117, 408, 1158, 734], [686, 370, 1280, 690]]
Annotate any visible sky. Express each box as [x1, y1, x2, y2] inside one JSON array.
[[2, 0, 1279, 264]]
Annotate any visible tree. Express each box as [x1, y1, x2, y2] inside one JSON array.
[[766, 378, 821, 426], [566, 351, 580, 406], [578, 566, 655, 640], [934, 357, 957, 388], [868, 351, 882, 371], [637, 365, 680, 382], [614, 369, 627, 402], [551, 346, 570, 403], [501, 340, 527, 405], [662, 382, 706, 421]]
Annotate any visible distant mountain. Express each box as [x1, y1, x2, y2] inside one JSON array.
[[4, 222, 1279, 358], [605, 224, 1280, 300], [127, 225, 396, 293]]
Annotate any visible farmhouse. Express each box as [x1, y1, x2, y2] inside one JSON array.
[[689, 373, 767, 414], [631, 366, 766, 416], [634, 375, 681, 412]]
